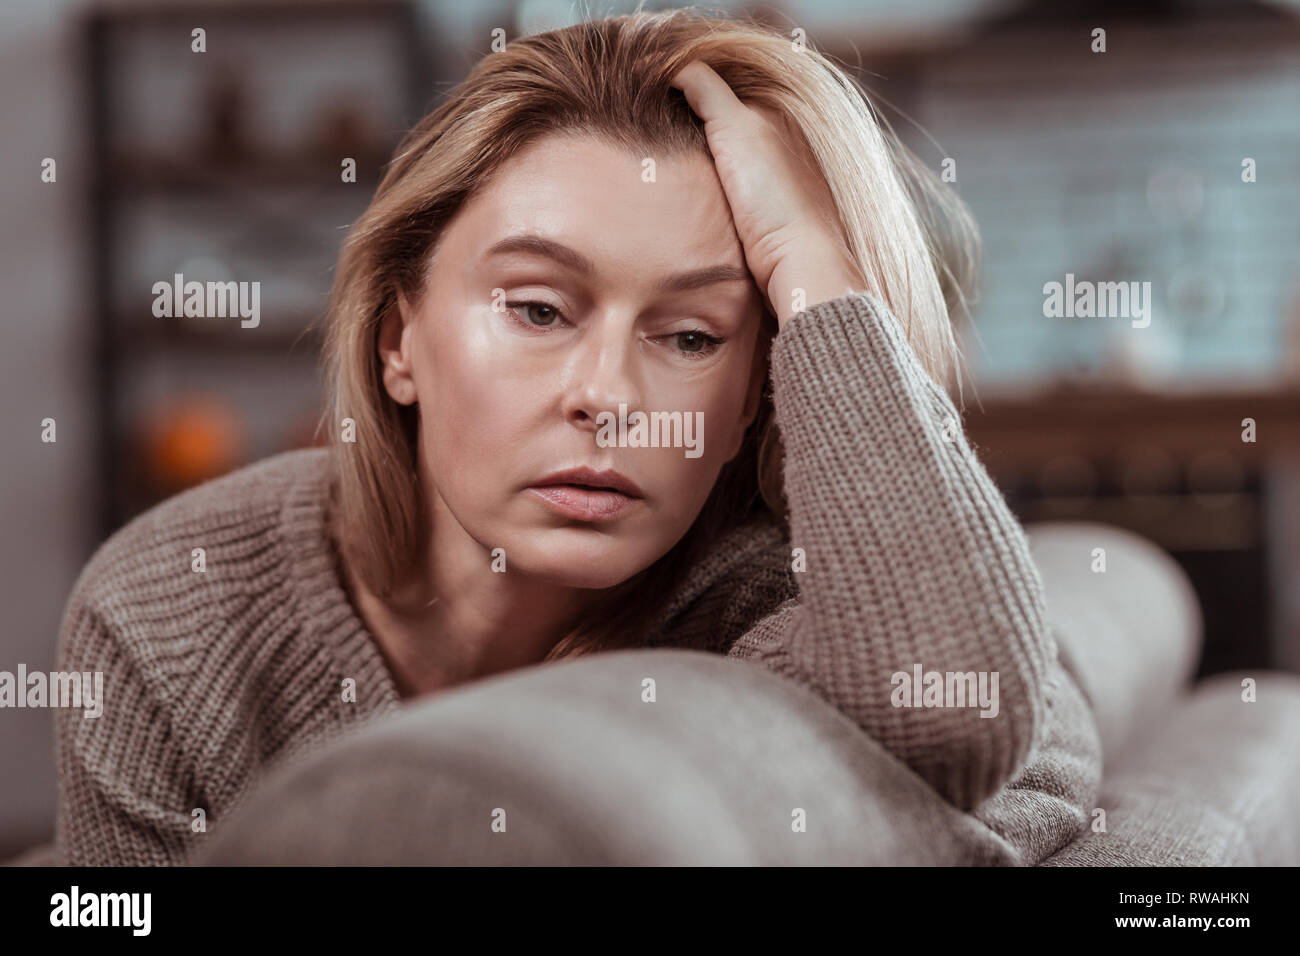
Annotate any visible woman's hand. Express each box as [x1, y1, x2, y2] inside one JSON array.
[[669, 60, 870, 327]]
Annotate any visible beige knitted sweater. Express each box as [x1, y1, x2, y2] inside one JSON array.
[[52, 290, 1101, 866]]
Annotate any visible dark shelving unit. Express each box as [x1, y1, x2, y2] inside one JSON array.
[[84, 0, 428, 540]]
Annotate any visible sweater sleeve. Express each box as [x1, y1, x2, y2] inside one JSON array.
[[971, 656, 1101, 862], [727, 290, 1055, 811], [52, 586, 201, 866]]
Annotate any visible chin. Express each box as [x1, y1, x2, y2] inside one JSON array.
[[507, 531, 651, 589]]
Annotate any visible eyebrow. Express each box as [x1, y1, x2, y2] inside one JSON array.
[[484, 234, 752, 294]]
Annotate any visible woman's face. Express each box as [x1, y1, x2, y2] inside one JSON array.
[[379, 131, 767, 590]]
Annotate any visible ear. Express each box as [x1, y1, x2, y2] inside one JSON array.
[[378, 290, 419, 406]]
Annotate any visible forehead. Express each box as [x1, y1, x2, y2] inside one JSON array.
[[440, 131, 750, 281]]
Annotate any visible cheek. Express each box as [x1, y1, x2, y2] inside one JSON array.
[[638, 359, 753, 504], [657, 353, 753, 450], [416, 308, 534, 474]]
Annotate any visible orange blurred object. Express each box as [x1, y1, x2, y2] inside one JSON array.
[[139, 396, 245, 491]]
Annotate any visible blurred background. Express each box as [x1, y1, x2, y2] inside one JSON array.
[[1, 0, 1297, 858]]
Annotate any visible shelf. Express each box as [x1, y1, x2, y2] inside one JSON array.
[[964, 383, 1300, 464], [86, 0, 427, 539], [98, 148, 392, 195], [108, 319, 325, 355], [90, 0, 413, 27]]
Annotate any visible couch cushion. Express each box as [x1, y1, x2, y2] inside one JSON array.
[[1042, 672, 1300, 865], [1026, 521, 1202, 773]]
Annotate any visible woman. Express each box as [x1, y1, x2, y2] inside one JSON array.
[[53, 9, 1101, 866]]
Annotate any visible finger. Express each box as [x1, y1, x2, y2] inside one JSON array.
[[669, 60, 748, 127]]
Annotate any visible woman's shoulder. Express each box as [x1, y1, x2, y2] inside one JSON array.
[[51, 446, 377, 862], [67, 447, 331, 613], [57, 448, 335, 694]]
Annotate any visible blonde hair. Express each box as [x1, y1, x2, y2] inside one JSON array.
[[318, 6, 979, 659]]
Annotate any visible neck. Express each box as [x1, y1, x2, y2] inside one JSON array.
[[331, 485, 596, 701]]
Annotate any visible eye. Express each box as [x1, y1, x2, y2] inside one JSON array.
[[506, 300, 565, 329], [669, 329, 725, 359]]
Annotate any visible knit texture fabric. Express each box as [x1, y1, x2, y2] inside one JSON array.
[[52, 290, 1101, 866]]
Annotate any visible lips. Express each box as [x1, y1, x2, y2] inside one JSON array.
[[528, 466, 645, 522], [532, 467, 644, 499]]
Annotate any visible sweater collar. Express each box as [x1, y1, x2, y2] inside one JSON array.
[[637, 512, 789, 645]]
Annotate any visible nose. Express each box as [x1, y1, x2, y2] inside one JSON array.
[[560, 310, 646, 434]]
